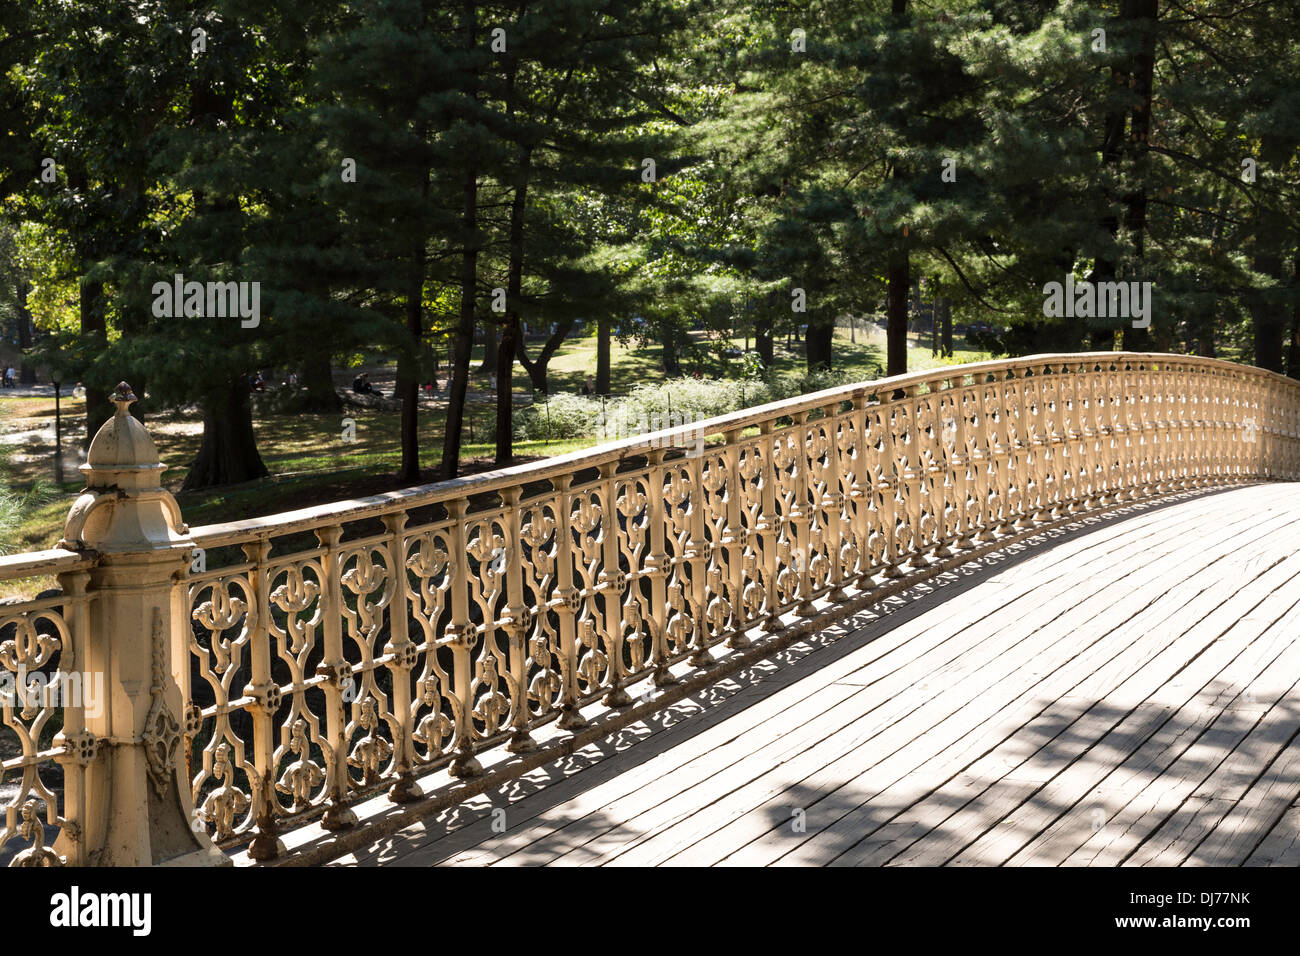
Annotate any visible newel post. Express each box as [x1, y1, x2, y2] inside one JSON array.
[[58, 383, 228, 866]]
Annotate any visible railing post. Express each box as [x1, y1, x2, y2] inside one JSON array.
[[721, 429, 752, 646], [443, 499, 486, 771], [686, 443, 719, 661], [1009, 370, 1034, 530], [880, 396, 907, 570], [757, 421, 783, 628], [643, 449, 676, 684], [595, 463, 633, 706], [50, 568, 92, 867], [972, 379, 997, 542], [928, 386, 954, 558], [848, 395, 875, 575], [951, 384, 976, 548], [56, 383, 228, 866], [987, 376, 1015, 535], [1083, 365, 1104, 506], [821, 405, 850, 597], [789, 410, 818, 613], [550, 474, 588, 728], [642, 452, 681, 686], [381, 511, 424, 799], [493, 486, 540, 750], [1024, 370, 1049, 523], [313, 523, 359, 827], [242, 539, 285, 859], [900, 387, 930, 564]]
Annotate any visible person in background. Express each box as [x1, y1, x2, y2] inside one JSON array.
[[581, 374, 594, 396], [3, 367, 14, 388], [352, 371, 375, 395]]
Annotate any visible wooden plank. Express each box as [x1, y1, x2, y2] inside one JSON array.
[[867, 510, 1300, 865], [1183, 729, 1300, 865], [947, 549, 1300, 866], [710, 497, 1300, 867], [1243, 804, 1300, 866], [598, 494, 1284, 867], [1061, 610, 1300, 866], [831, 531, 1276, 866]]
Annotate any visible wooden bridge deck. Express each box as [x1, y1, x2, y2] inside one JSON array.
[[337, 482, 1300, 867]]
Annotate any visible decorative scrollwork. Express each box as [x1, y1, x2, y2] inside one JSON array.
[[276, 719, 326, 811], [197, 742, 250, 841]]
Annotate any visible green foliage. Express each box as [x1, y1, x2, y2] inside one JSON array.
[[4, 0, 1300, 491]]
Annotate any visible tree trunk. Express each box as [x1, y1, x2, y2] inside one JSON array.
[[596, 316, 611, 393], [80, 277, 110, 446], [441, 1, 479, 481], [755, 313, 773, 368], [442, 168, 477, 480], [940, 298, 953, 357], [497, 144, 531, 466], [661, 323, 681, 377], [16, 279, 37, 385], [477, 324, 498, 374], [1253, 291, 1285, 373], [1120, 0, 1157, 353], [805, 317, 834, 371], [1088, 6, 1133, 354], [1195, 186, 1230, 358], [398, 195, 427, 483], [886, 255, 909, 377], [300, 350, 341, 412], [496, 313, 519, 465], [517, 317, 573, 394], [1251, 244, 1286, 372], [182, 378, 270, 489], [1252, 132, 1289, 374]]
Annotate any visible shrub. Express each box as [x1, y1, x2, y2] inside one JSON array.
[[514, 393, 603, 441], [515, 370, 869, 445]]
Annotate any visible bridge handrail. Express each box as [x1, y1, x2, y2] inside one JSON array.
[[183, 351, 1299, 547]]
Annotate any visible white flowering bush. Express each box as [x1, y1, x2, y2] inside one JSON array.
[[515, 370, 864, 443]]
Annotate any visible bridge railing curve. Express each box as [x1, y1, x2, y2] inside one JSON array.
[[2, 354, 1297, 865]]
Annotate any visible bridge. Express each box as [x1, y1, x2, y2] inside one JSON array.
[[2, 352, 1298, 867]]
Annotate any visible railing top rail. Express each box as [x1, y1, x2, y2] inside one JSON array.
[[0, 547, 95, 584], [184, 351, 1299, 548]]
